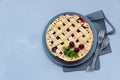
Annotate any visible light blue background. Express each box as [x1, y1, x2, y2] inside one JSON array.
[[0, 0, 120, 80]]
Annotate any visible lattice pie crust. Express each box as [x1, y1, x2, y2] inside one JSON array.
[[46, 14, 93, 62]]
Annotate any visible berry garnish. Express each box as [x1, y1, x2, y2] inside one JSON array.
[[79, 44, 84, 49], [74, 47, 80, 52], [69, 41, 75, 48]]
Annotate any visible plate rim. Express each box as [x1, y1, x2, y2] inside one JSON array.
[[43, 12, 97, 67]]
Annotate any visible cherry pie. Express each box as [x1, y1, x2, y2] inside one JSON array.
[[46, 14, 93, 62]]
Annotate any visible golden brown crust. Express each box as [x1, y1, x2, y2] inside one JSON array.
[[46, 14, 93, 62]]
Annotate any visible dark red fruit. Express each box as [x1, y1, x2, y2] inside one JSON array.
[[74, 47, 80, 52], [69, 41, 75, 48], [52, 46, 57, 52], [78, 17, 86, 23], [79, 44, 84, 49], [80, 18, 85, 22]]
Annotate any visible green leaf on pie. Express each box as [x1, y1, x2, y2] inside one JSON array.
[[74, 52, 79, 57], [63, 46, 79, 58], [69, 51, 74, 57], [64, 49, 67, 55], [66, 46, 70, 51]]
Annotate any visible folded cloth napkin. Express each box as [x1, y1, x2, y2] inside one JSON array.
[[63, 10, 115, 72]]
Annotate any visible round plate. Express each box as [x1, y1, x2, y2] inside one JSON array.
[[43, 12, 97, 67]]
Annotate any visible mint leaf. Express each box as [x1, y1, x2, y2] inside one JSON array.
[[64, 50, 67, 55], [66, 52, 69, 56], [69, 51, 74, 57], [66, 46, 70, 51], [68, 50, 72, 57], [63, 46, 79, 58], [74, 52, 79, 57]]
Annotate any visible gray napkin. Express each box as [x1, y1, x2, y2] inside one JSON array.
[[63, 10, 115, 72]]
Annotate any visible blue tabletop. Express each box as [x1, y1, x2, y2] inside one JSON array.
[[0, 0, 120, 80]]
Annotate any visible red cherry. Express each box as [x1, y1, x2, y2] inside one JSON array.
[[78, 17, 86, 23], [74, 47, 80, 52], [69, 41, 75, 48], [79, 44, 84, 49]]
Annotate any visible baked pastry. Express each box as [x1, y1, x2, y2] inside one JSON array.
[[46, 14, 93, 62]]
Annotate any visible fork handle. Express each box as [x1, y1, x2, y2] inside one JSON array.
[[90, 47, 102, 69]]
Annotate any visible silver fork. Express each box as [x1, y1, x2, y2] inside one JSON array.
[[86, 37, 109, 72], [86, 30, 106, 72]]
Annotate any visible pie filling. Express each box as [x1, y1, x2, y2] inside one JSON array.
[[46, 14, 93, 62]]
